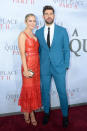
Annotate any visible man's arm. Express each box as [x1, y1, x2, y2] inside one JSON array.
[[63, 29, 70, 69], [35, 30, 41, 53]]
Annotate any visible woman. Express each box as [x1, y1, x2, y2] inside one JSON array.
[[18, 14, 42, 126]]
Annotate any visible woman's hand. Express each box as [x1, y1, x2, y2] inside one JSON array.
[[23, 70, 34, 78]]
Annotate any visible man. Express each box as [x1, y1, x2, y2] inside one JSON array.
[[36, 5, 70, 127]]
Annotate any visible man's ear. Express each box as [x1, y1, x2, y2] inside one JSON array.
[[43, 15, 44, 19]]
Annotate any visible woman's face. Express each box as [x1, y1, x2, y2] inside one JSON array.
[[25, 16, 36, 30]]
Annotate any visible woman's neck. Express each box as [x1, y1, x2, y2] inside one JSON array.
[[25, 27, 33, 34]]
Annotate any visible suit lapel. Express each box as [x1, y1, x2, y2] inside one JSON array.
[[41, 26, 49, 50], [41, 24, 57, 50], [50, 24, 56, 49]]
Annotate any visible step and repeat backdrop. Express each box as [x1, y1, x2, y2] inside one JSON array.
[[0, 0, 87, 114]]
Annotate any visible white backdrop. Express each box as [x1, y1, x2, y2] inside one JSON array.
[[0, 0, 87, 114]]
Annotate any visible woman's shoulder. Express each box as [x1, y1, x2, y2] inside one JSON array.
[[18, 31, 25, 38]]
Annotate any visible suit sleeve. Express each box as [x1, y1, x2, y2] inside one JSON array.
[[35, 30, 41, 53], [63, 29, 70, 69]]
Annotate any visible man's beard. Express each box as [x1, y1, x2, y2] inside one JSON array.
[[45, 19, 54, 25]]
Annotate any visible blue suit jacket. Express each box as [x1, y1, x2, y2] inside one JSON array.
[[35, 24, 70, 75]]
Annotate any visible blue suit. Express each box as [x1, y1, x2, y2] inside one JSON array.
[[36, 24, 70, 117]]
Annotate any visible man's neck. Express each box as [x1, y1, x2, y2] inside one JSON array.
[[45, 23, 54, 27]]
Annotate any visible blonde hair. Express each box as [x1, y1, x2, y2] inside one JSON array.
[[25, 13, 36, 22]]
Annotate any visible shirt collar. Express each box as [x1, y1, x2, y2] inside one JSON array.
[[45, 23, 54, 30]]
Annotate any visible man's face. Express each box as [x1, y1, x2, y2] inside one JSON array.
[[43, 9, 55, 25]]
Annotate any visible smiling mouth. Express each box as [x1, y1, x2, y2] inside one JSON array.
[[47, 18, 52, 20]]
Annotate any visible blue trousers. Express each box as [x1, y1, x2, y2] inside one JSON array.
[[41, 73, 68, 117]]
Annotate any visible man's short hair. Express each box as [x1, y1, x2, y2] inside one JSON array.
[[43, 5, 55, 15]]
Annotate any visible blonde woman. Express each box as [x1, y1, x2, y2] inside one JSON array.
[[18, 14, 42, 126]]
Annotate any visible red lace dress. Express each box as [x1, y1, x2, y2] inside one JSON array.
[[18, 32, 42, 113]]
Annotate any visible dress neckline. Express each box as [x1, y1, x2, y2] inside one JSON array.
[[24, 32, 37, 42]]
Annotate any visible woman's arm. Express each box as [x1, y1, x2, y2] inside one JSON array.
[[18, 32, 32, 77]]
